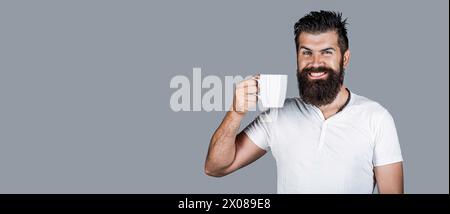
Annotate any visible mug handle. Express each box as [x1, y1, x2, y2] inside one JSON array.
[[251, 74, 261, 99]]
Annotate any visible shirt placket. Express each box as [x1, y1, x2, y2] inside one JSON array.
[[318, 121, 328, 151], [310, 106, 326, 151]]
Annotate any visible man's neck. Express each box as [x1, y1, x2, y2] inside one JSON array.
[[318, 85, 349, 119]]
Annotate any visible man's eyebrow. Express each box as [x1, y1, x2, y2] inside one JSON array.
[[299, 46, 311, 51], [299, 46, 336, 52], [320, 47, 336, 52]]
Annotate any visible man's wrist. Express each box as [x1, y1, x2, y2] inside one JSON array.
[[228, 108, 246, 120]]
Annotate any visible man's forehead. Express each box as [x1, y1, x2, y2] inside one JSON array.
[[298, 31, 339, 49]]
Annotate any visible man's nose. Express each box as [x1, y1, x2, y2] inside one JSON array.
[[310, 54, 324, 68]]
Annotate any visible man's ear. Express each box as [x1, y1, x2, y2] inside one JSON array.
[[343, 50, 350, 69]]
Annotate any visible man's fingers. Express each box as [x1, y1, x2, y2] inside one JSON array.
[[236, 79, 258, 88], [245, 95, 258, 102], [243, 99, 257, 110], [233, 74, 260, 113], [243, 86, 258, 94]]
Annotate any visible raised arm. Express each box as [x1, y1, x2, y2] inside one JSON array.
[[204, 76, 266, 177]]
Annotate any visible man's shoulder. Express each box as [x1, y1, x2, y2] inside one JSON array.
[[280, 97, 306, 113], [283, 97, 301, 106], [261, 97, 304, 119], [350, 92, 391, 119]]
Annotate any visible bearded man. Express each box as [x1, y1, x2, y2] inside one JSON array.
[[205, 10, 403, 194]]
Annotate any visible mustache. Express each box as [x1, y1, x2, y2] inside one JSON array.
[[301, 66, 336, 74]]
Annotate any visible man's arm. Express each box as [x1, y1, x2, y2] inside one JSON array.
[[204, 75, 266, 177], [374, 162, 404, 194]]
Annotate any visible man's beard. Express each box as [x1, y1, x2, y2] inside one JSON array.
[[297, 62, 345, 107]]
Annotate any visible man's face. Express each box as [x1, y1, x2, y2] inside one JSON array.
[[296, 31, 349, 106]]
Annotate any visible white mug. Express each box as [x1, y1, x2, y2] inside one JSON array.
[[257, 74, 288, 108]]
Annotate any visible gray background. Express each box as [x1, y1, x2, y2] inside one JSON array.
[[0, 0, 448, 193]]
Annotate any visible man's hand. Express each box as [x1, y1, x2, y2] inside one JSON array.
[[232, 75, 259, 114]]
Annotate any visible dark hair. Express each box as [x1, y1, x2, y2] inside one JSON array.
[[294, 10, 349, 55]]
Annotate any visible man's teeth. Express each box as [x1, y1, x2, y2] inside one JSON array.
[[310, 72, 325, 77]]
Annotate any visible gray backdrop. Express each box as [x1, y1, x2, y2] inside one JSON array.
[[0, 0, 448, 193]]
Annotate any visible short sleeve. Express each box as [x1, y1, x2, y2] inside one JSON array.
[[243, 110, 275, 151], [373, 110, 403, 167]]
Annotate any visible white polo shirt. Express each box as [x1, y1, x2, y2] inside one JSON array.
[[244, 91, 403, 194]]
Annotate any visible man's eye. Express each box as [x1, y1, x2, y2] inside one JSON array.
[[323, 51, 333, 55], [302, 51, 312, 56]]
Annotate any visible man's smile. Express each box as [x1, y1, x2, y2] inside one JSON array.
[[308, 71, 328, 80]]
